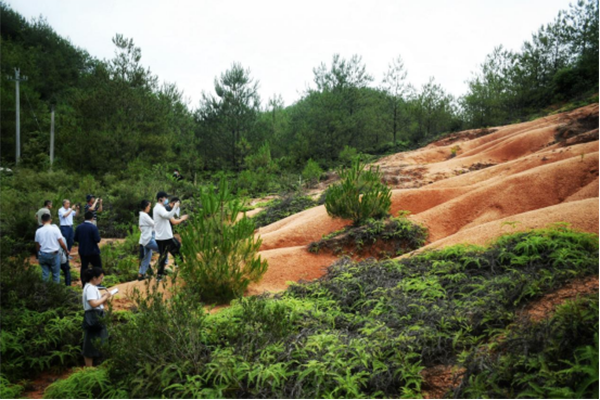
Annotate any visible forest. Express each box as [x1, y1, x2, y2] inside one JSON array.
[[0, 0, 598, 398]]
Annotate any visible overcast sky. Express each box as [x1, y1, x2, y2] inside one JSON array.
[[8, 0, 574, 108]]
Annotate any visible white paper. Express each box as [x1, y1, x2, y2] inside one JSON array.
[[110, 288, 119, 295]]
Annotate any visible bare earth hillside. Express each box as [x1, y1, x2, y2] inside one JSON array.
[[246, 103, 599, 294], [112, 104, 598, 302]]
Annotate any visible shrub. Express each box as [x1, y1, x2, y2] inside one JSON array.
[[98, 228, 140, 285], [301, 158, 323, 186], [339, 145, 358, 167], [454, 296, 599, 399], [325, 159, 391, 226], [0, 257, 82, 382], [179, 180, 268, 303], [43, 366, 128, 399], [0, 375, 24, 399], [309, 215, 428, 257]]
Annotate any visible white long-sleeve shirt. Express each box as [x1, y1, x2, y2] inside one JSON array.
[[138, 212, 155, 246], [58, 206, 76, 226], [153, 203, 178, 241]]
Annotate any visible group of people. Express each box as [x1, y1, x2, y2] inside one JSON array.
[[138, 191, 188, 281], [34, 195, 103, 286], [34, 189, 189, 367]]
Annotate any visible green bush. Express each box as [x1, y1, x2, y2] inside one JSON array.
[[0, 374, 24, 399], [301, 158, 323, 186], [0, 257, 82, 382], [43, 366, 128, 399], [338, 145, 358, 166], [325, 159, 391, 226], [454, 296, 599, 399], [98, 228, 140, 285], [179, 180, 268, 303]]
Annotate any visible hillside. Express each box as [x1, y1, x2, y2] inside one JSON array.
[[246, 103, 598, 294], [112, 103, 599, 300]]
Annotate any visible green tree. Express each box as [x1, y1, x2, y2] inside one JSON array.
[[381, 55, 409, 145], [179, 180, 268, 303], [462, 46, 515, 127], [196, 63, 261, 170], [408, 77, 456, 143]]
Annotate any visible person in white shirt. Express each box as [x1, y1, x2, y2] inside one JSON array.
[[58, 199, 79, 252], [138, 199, 160, 280], [35, 214, 70, 283], [153, 191, 188, 280], [82, 267, 112, 367]]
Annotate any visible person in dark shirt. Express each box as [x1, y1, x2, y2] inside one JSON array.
[[84, 194, 103, 226], [173, 169, 184, 181], [74, 211, 102, 287]]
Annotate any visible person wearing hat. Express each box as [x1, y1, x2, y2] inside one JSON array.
[[84, 195, 103, 226], [153, 191, 188, 280]]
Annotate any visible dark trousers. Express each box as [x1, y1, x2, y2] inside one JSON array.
[[60, 226, 74, 251], [155, 238, 182, 276], [80, 254, 102, 287], [61, 261, 72, 286]]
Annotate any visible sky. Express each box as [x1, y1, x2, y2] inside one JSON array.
[[8, 0, 575, 108]]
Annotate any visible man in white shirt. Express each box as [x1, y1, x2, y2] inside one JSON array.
[[35, 214, 70, 283], [153, 191, 188, 280], [58, 199, 79, 253]]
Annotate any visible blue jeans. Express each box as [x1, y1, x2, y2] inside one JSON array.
[[60, 226, 74, 251], [139, 238, 159, 275], [40, 252, 61, 283]]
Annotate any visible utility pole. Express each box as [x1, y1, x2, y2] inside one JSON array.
[[50, 105, 55, 168], [7, 68, 28, 163]]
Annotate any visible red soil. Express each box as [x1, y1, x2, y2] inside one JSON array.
[[80, 104, 600, 308]]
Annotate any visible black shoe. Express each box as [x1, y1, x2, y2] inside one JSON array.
[[137, 274, 145, 281]]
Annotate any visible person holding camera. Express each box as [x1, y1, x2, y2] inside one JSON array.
[[58, 199, 79, 252], [153, 191, 188, 281], [84, 194, 103, 226]]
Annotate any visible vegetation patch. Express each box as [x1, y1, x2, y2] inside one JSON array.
[[454, 295, 599, 399], [43, 226, 598, 398], [252, 193, 317, 229], [554, 113, 599, 146], [468, 162, 496, 171], [325, 159, 392, 226], [179, 181, 267, 303], [0, 257, 83, 385], [97, 230, 141, 286], [308, 215, 428, 258]]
